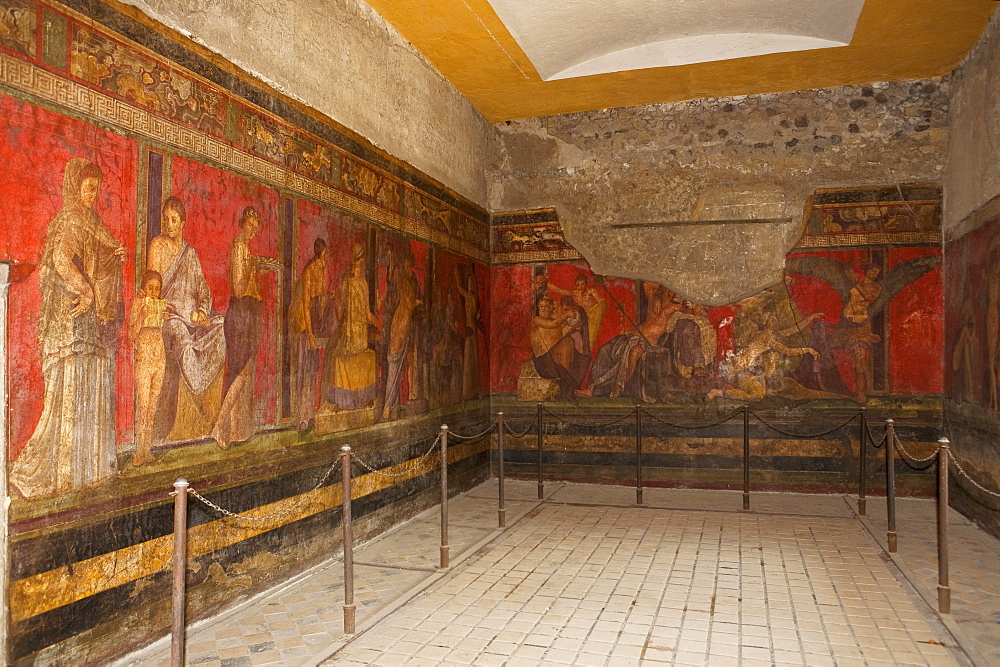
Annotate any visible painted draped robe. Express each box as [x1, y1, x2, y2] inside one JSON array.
[[11, 159, 123, 498], [322, 272, 376, 409], [153, 240, 226, 441]]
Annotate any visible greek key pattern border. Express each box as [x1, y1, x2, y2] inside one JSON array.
[[493, 248, 583, 265], [0, 53, 489, 263], [797, 231, 942, 248]]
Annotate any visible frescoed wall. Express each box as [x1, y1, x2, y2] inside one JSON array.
[[0, 0, 492, 662], [492, 187, 944, 410], [944, 211, 1000, 537], [491, 190, 945, 498]]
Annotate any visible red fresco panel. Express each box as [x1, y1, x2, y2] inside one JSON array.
[[171, 157, 280, 424], [0, 94, 139, 456], [889, 247, 943, 394]]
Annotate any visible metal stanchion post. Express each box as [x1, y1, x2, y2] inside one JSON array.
[[937, 437, 951, 614], [635, 405, 644, 505], [341, 446, 356, 634], [537, 402, 544, 500], [440, 425, 450, 569], [885, 419, 897, 553], [497, 413, 506, 528], [171, 478, 189, 667], [859, 407, 868, 516], [743, 405, 750, 511]]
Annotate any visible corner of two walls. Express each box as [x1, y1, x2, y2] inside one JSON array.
[[942, 9, 1000, 539]]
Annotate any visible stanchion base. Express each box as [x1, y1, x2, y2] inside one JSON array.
[[498, 508, 506, 529], [938, 585, 951, 614], [343, 603, 356, 634], [440, 546, 450, 569], [858, 498, 866, 516], [537, 483, 544, 500], [887, 531, 897, 553], [742, 493, 750, 511]]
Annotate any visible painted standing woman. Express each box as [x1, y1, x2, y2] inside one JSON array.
[[10, 158, 125, 498], [455, 266, 480, 400], [213, 206, 280, 447]]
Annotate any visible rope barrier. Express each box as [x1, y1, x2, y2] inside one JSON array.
[[188, 458, 341, 521], [891, 433, 941, 470], [749, 410, 859, 439], [639, 407, 744, 430], [354, 433, 442, 479], [504, 417, 537, 438], [870, 433, 887, 449], [542, 407, 632, 429], [447, 419, 499, 440], [948, 450, 1000, 502]]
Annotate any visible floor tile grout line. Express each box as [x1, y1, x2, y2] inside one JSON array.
[[306, 496, 548, 666], [842, 494, 984, 667]]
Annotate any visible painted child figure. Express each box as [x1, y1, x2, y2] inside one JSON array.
[[129, 270, 168, 466]]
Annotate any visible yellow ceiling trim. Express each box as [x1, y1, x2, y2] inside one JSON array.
[[367, 0, 998, 121]]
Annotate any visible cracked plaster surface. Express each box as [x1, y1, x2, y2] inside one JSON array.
[[493, 80, 950, 305]]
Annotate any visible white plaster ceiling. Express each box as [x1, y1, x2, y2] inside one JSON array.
[[487, 0, 867, 81]]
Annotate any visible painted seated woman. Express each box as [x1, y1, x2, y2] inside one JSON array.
[[11, 158, 125, 498], [147, 196, 227, 442], [319, 243, 379, 431]]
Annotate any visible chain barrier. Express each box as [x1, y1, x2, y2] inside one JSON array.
[[542, 407, 632, 429], [891, 433, 941, 470], [947, 450, 1000, 502], [447, 419, 499, 440], [504, 416, 537, 438], [748, 409, 858, 438], [640, 407, 744, 430], [188, 458, 341, 521], [867, 422, 887, 448], [354, 433, 442, 479]]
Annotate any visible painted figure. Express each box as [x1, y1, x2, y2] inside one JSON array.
[[785, 254, 941, 403], [952, 290, 979, 404], [382, 251, 424, 420], [549, 274, 607, 354], [840, 264, 883, 402], [709, 312, 819, 402], [430, 298, 463, 408], [212, 206, 280, 447], [322, 243, 379, 411], [987, 251, 1000, 410], [530, 296, 590, 400], [11, 158, 125, 498], [455, 266, 480, 400], [147, 196, 226, 442], [129, 270, 167, 466], [577, 285, 680, 402], [291, 237, 332, 430]]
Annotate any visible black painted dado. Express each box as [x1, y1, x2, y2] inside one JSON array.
[[11, 447, 488, 662], [10, 431, 467, 582]]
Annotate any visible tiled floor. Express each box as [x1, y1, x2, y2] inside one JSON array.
[[120, 481, 999, 666]]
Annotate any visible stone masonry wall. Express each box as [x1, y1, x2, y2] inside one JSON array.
[[123, 0, 500, 207], [492, 80, 949, 305], [944, 10, 1000, 238]]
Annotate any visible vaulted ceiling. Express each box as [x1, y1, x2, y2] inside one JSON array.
[[366, 0, 998, 122]]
